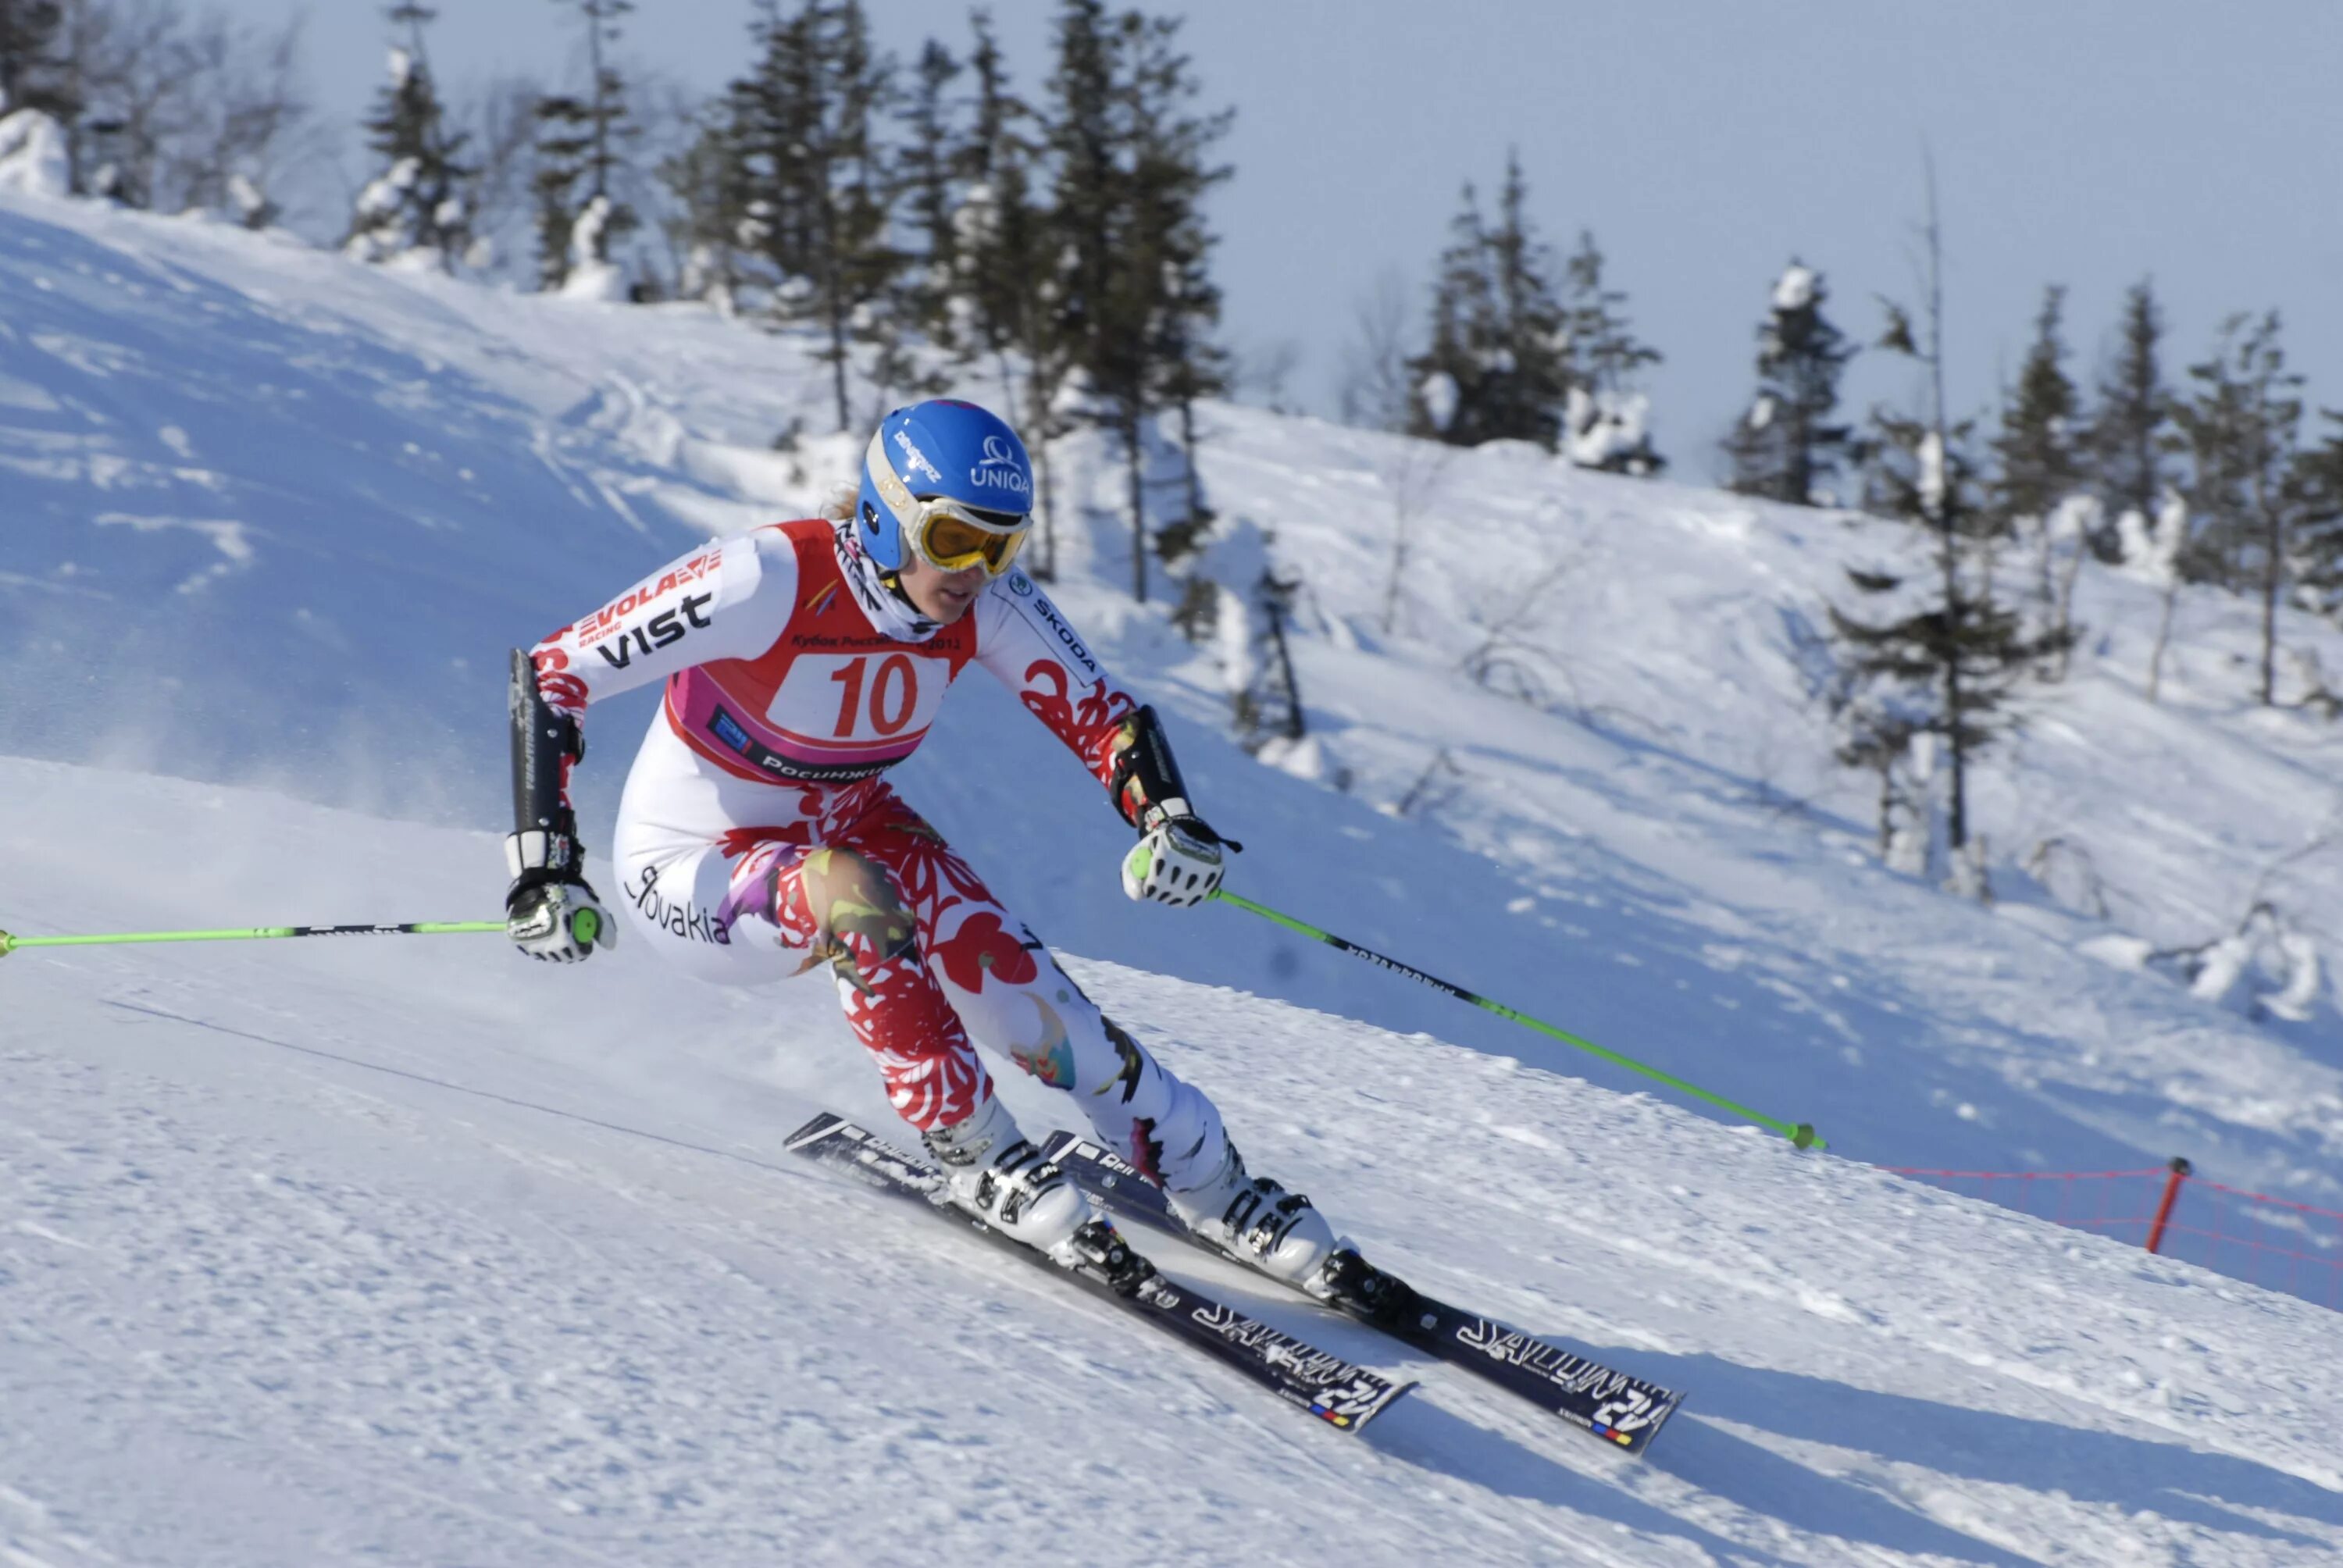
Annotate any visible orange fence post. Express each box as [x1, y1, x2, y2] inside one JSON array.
[[2145, 1156, 2192, 1255]]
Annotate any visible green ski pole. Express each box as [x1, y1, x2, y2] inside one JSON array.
[[1211, 888, 1824, 1150], [0, 919, 513, 958]]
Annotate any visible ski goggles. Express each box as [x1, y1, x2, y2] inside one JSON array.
[[908, 497, 1030, 576]]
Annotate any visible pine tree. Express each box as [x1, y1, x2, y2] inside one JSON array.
[[1555, 230, 1664, 473], [1405, 153, 1570, 451], [801, 1, 898, 430], [2173, 312, 2307, 704], [1835, 173, 2068, 888], [531, 94, 593, 290], [948, 9, 1042, 406], [1125, 10, 1229, 575], [1989, 285, 2095, 668], [532, 0, 638, 294], [344, 5, 474, 273], [1405, 180, 1496, 444], [658, 99, 753, 308], [1042, 0, 1128, 568], [944, 9, 1062, 568], [1723, 260, 1856, 504], [723, 2, 819, 290], [1477, 154, 1571, 447], [2292, 415, 2343, 625], [2086, 279, 2172, 554], [0, 0, 70, 119], [703, 2, 903, 426], [1043, 0, 1229, 604], [898, 37, 961, 340], [1991, 286, 2086, 523], [1559, 231, 1657, 394]]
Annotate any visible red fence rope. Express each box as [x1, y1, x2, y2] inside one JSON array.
[[1883, 1164, 2343, 1313]]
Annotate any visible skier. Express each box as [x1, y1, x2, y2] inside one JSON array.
[[501, 398, 1336, 1283]]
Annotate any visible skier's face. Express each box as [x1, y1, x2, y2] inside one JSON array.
[[897, 548, 989, 625]]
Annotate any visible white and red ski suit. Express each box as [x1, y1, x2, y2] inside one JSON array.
[[526, 515, 1225, 1187]]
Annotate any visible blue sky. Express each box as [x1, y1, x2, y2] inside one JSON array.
[[238, 0, 2340, 481]]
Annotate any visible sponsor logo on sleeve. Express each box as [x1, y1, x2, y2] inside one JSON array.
[[577, 551, 719, 649], [592, 592, 714, 669], [1020, 589, 1098, 675]]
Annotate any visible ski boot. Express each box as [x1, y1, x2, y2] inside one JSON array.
[[923, 1094, 1095, 1264], [1166, 1139, 1336, 1286]]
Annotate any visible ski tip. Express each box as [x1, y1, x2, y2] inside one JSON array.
[[1605, 1392, 1685, 1456], [783, 1110, 851, 1150], [1312, 1378, 1416, 1433]]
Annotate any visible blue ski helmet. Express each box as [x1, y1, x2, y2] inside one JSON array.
[[856, 400, 1035, 572]]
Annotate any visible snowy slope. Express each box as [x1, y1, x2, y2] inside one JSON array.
[[7, 187, 2343, 1560], [6, 757, 2343, 1567], [6, 189, 2342, 1210]]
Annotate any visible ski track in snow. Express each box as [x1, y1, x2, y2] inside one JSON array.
[[5, 194, 2343, 1562]]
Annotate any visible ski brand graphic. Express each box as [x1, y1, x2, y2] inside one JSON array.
[[893, 429, 943, 484], [1453, 1320, 1658, 1431], [1187, 1302, 1367, 1388], [594, 593, 714, 668], [1036, 1127, 1678, 1455], [972, 434, 1031, 497], [785, 1112, 1410, 1436], [577, 553, 719, 647]]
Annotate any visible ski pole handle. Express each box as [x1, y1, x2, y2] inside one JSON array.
[[1211, 889, 1824, 1150], [0, 921, 507, 957]]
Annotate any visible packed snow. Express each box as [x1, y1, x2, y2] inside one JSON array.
[[6, 190, 2343, 1564]]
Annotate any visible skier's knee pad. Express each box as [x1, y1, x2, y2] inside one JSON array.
[[799, 845, 918, 985]]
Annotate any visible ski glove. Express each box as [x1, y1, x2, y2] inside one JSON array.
[[505, 829, 617, 962], [1122, 815, 1230, 908]]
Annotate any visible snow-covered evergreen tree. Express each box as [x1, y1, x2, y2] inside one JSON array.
[[1045, 0, 1229, 603], [1405, 152, 1570, 451], [1835, 177, 2069, 890], [1989, 287, 2093, 668], [2291, 417, 2343, 626], [2173, 312, 2308, 704], [1724, 261, 1856, 505], [1556, 230, 1664, 474], [531, 0, 637, 296], [0, 2, 72, 123], [344, 5, 473, 273], [0, 87, 70, 197], [1990, 287, 2087, 526], [897, 36, 961, 345], [2085, 278, 2172, 560], [656, 96, 752, 310], [945, 11, 1040, 401]]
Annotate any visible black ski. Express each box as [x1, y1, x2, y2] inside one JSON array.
[[784, 1113, 1410, 1433], [1039, 1131, 1683, 1456]]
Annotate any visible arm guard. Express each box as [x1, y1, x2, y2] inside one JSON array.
[[1104, 705, 1194, 831], [507, 648, 585, 886]]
